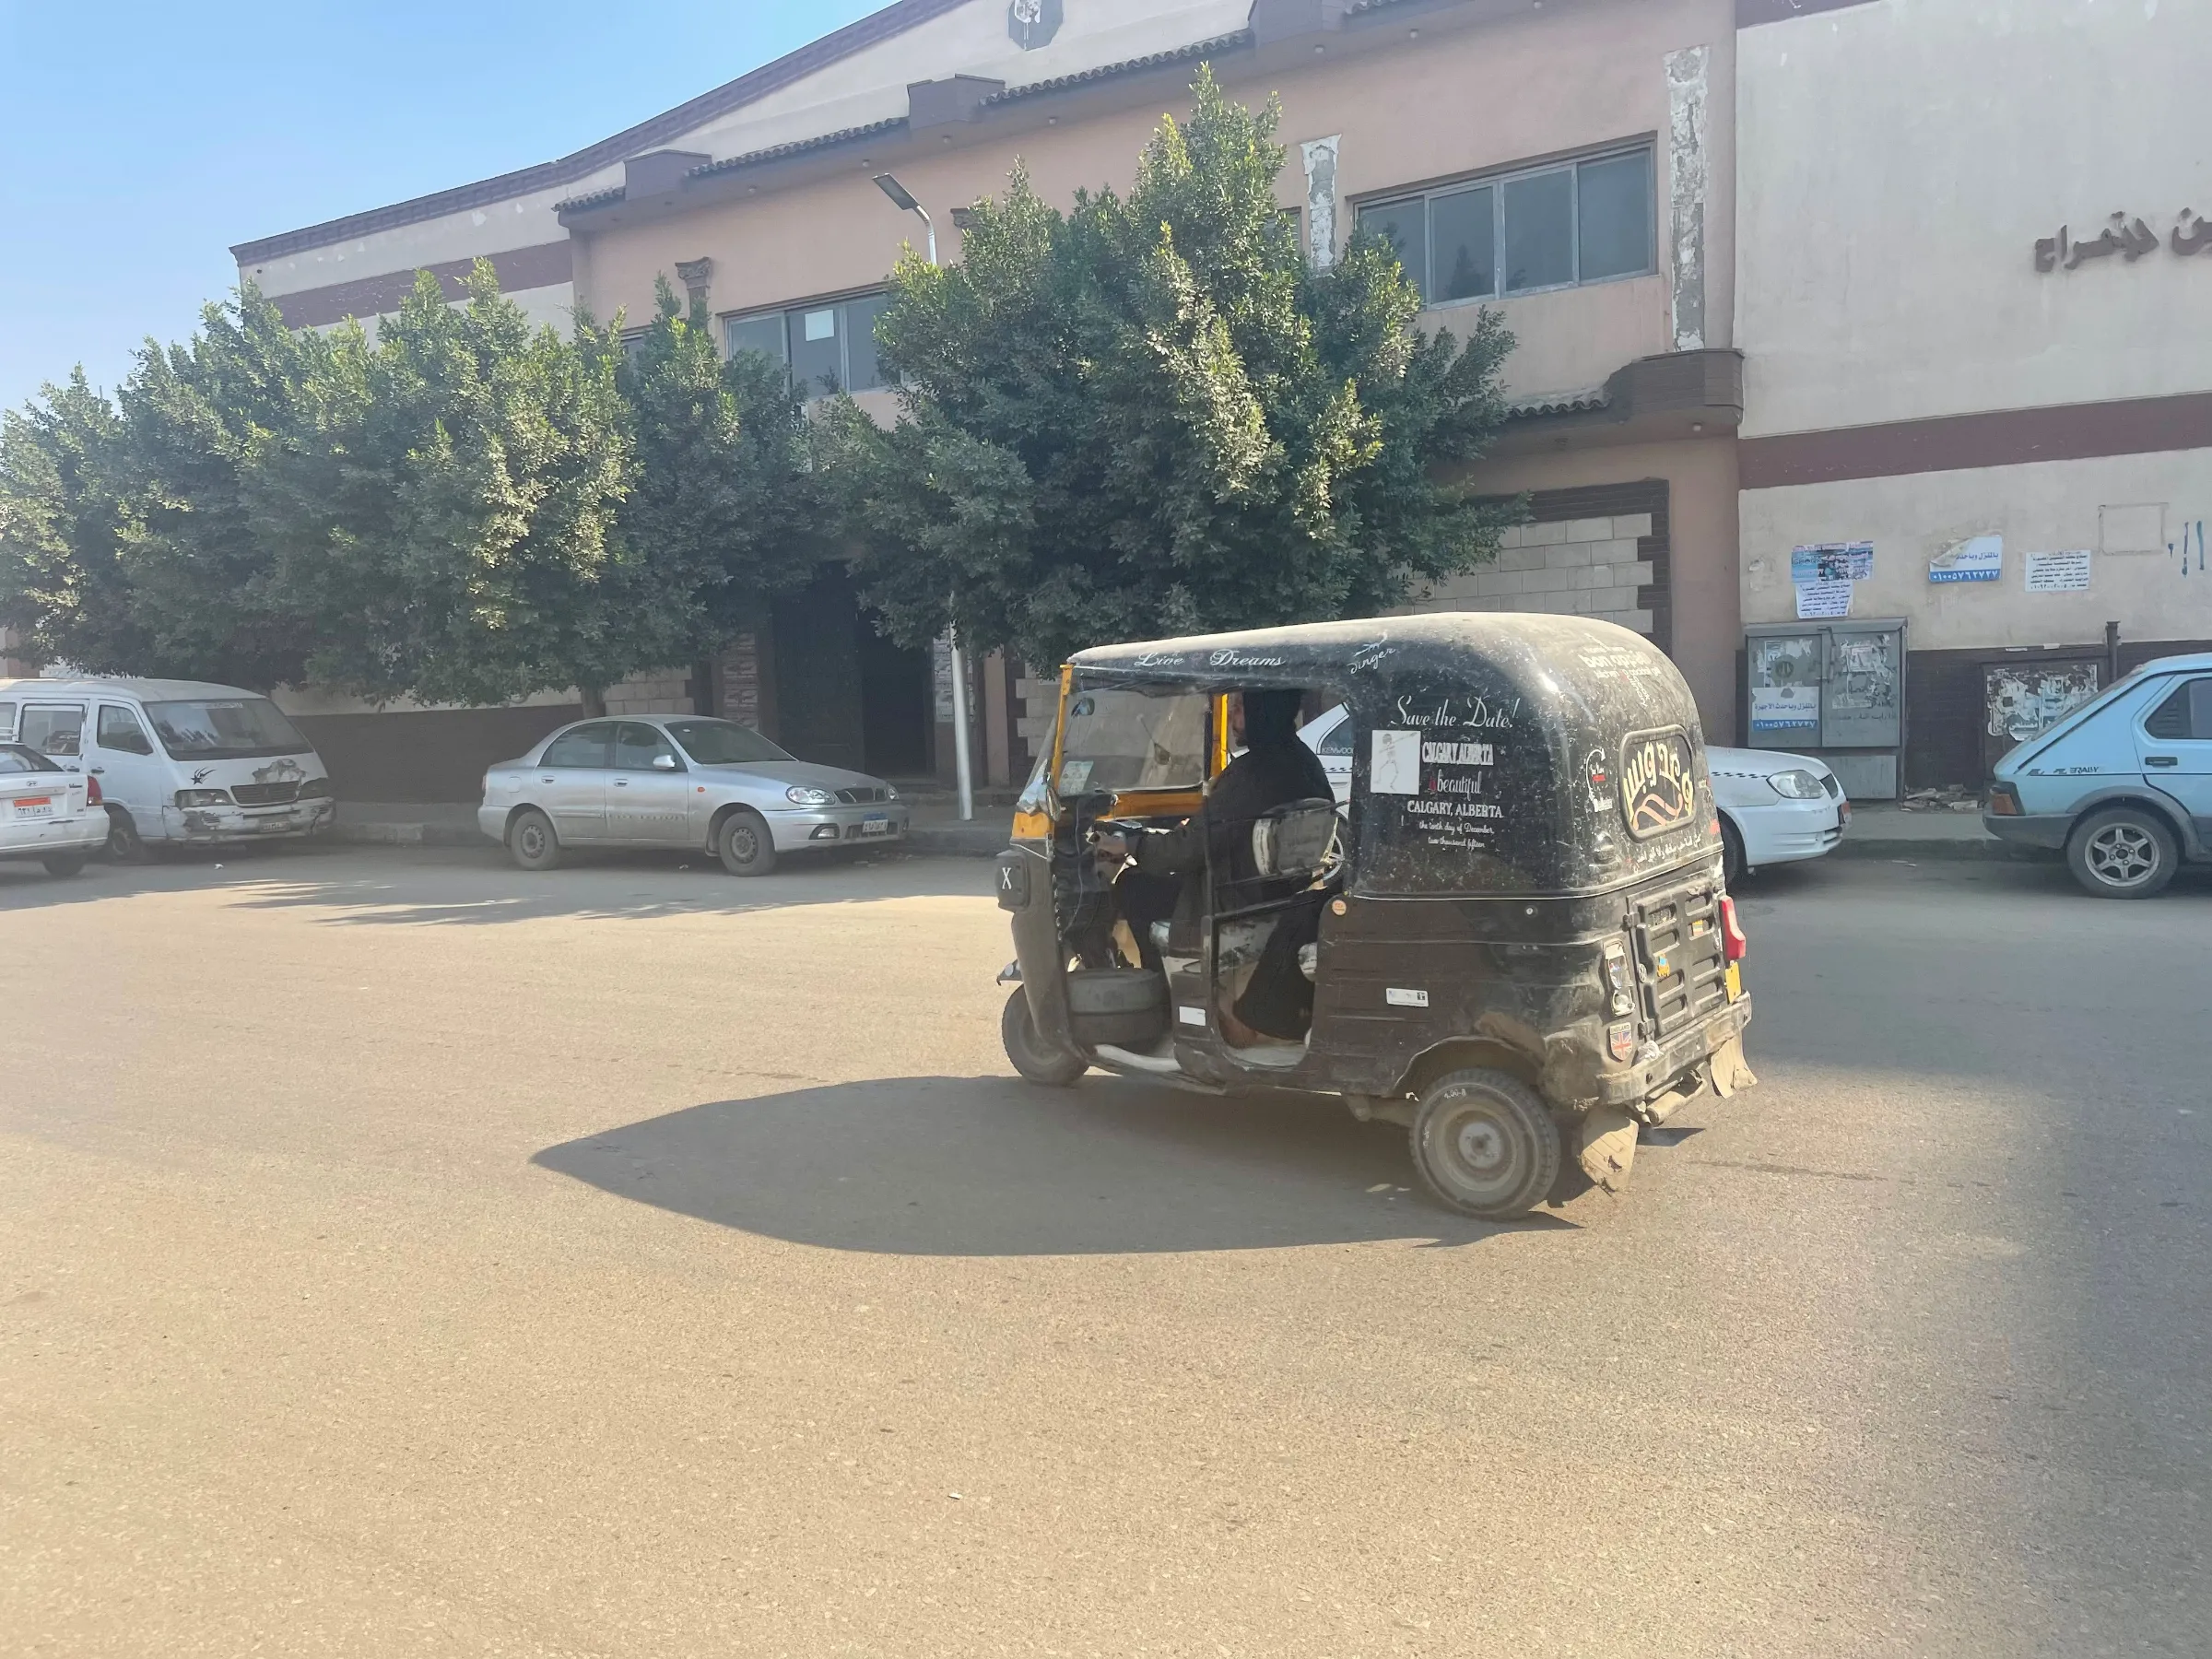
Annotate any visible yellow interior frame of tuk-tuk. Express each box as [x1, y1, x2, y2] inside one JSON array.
[[1010, 670, 1233, 840]]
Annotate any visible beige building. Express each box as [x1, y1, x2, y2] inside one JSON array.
[[237, 0, 1749, 794], [1735, 0, 2212, 792]]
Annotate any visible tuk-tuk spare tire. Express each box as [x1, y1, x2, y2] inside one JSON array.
[[1064, 968, 1169, 1047], [1002, 988, 1087, 1087], [1409, 1068, 1562, 1220]]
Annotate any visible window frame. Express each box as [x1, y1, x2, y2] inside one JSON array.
[[18, 701, 86, 758], [1354, 141, 1657, 310], [720, 288, 892, 398], [97, 702, 154, 756], [540, 723, 618, 770], [614, 721, 686, 773], [2145, 677, 2212, 742]]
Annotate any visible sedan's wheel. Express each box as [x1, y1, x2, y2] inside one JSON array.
[[507, 807, 562, 871], [105, 807, 146, 864], [2066, 806, 2177, 899], [716, 808, 778, 877], [41, 851, 88, 877], [1001, 987, 1085, 1087], [1719, 816, 1747, 888], [1409, 1067, 1561, 1220]]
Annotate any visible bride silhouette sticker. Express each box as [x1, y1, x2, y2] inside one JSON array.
[[1619, 730, 1697, 838]]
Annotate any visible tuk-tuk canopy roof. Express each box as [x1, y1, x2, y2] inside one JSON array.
[[1072, 613, 1718, 899], [1069, 612, 1669, 701]]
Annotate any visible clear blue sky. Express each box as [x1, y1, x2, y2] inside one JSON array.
[[0, 0, 884, 413]]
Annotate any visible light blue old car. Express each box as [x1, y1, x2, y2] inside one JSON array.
[[1984, 651, 2212, 898]]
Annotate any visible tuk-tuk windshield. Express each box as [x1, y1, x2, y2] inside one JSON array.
[[1057, 687, 1209, 794]]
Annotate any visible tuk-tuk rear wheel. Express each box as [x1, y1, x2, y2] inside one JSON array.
[[1409, 1068, 1561, 1220], [1001, 987, 1086, 1088]]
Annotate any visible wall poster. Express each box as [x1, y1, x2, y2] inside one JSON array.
[[2024, 549, 2093, 592], [1929, 534, 2003, 583]]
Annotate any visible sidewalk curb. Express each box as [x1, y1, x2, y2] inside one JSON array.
[[1830, 836, 2038, 862], [331, 821, 484, 848], [903, 826, 1009, 858]]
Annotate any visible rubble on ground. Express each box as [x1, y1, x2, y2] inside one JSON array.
[[1897, 786, 1983, 813]]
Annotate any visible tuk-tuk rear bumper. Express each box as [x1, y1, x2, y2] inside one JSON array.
[[1592, 994, 1753, 1112]]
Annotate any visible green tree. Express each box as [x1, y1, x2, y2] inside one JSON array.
[[264, 264, 642, 706], [0, 370, 145, 674], [823, 66, 1517, 671], [1, 292, 324, 688], [113, 286, 324, 688], [594, 278, 825, 662]]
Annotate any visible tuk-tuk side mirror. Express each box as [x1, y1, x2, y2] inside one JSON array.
[[1253, 798, 1342, 882]]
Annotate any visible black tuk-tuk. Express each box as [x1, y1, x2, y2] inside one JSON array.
[[994, 613, 1756, 1220]]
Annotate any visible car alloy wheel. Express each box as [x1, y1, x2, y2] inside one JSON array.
[[2066, 806, 2176, 900], [2086, 822, 2158, 885]]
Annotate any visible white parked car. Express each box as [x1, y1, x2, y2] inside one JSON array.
[[480, 715, 910, 875], [0, 677, 337, 860], [1298, 704, 1846, 885], [1704, 747, 1849, 884], [0, 741, 108, 877]]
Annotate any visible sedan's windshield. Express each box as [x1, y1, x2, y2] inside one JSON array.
[[665, 719, 792, 766], [147, 698, 314, 760]]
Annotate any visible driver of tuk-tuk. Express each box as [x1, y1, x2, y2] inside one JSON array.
[[1097, 688, 1333, 1045]]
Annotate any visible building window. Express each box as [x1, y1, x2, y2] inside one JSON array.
[[723, 292, 891, 395], [1357, 146, 1654, 304]]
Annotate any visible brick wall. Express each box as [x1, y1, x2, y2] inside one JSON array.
[[1401, 511, 1657, 637], [603, 668, 696, 717]]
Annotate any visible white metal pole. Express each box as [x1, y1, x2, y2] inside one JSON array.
[[912, 200, 970, 821], [949, 632, 975, 822]]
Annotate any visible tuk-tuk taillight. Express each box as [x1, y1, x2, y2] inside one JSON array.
[[1718, 894, 1747, 962]]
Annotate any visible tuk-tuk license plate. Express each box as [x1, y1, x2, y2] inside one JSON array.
[[861, 817, 893, 837], [12, 797, 53, 818], [1724, 962, 1743, 1000]]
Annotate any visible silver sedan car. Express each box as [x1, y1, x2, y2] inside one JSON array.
[[479, 716, 909, 875]]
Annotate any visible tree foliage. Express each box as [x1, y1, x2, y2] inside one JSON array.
[[596, 278, 826, 656], [1, 264, 823, 702], [823, 66, 1517, 670]]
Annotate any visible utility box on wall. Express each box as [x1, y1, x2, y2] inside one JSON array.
[[1743, 619, 1907, 800]]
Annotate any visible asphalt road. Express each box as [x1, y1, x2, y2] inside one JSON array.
[[2, 843, 2205, 1657]]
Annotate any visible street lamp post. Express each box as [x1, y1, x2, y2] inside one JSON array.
[[873, 171, 971, 823]]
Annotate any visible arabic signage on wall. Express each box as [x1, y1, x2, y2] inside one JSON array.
[[1929, 534, 2004, 583], [1790, 543, 1873, 583], [2024, 548, 2094, 593], [1748, 684, 1819, 733], [2035, 209, 2212, 272], [1790, 542, 1870, 619]]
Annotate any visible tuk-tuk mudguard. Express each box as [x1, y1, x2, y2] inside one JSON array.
[[1001, 841, 1079, 1056]]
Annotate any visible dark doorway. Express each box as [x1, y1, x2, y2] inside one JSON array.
[[857, 614, 932, 779], [771, 569, 865, 771]]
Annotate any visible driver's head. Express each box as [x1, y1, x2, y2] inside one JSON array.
[[1239, 688, 1306, 750]]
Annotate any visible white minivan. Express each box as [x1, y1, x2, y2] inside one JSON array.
[[0, 677, 337, 859]]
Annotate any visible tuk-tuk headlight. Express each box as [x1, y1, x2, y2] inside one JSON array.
[[1767, 769, 1827, 800], [786, 786, 835, 806]]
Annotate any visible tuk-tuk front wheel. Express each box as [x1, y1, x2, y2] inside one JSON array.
[[1409, 1069, 1561, 1220], [1001, 988, 1086, 1088]]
